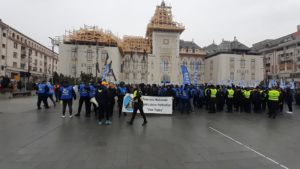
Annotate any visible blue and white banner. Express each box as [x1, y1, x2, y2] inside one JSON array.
[[194, 63, 199, 85], [101, 64, 110, 80], [181, 65, 191, 85], [280, 79, 286, 89]]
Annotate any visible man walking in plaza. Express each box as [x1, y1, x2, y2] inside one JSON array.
[[128, 84, 147, 126]]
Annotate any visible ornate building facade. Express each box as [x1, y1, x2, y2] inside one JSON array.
[[58, 1, 206, 84]]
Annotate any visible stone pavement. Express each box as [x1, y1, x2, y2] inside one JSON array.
[[0, 96, 299, 169]]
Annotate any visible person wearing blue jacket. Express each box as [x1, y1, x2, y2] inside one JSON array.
[[37, 80, 49, 109], [47, 82, 56, 107], [59, 81, 76, 118], [75, 82, 91, 117]]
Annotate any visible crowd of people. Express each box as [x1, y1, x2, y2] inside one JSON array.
[[35, 80, 296, 126]]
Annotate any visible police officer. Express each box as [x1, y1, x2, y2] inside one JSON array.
[[75, 82, 91, 117], [128, 84, 147, 126], [37, 81, 49, 109], [207, 85, 217, 113], [226, 86, 235, 112], [47, 82, 56, 107], [243, 88, 252, 113], [59, 81, 76, 118], [117, 81, 127, 117], [252, 87, 261, 113], [267, 87, 281, 119]]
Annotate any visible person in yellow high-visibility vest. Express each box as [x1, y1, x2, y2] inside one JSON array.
[[267, 87, 281, 119], [226, 86, 235, 112], [243, 88, 252, 113], [128, 84, 147, 125], [207, 85, 217, 113]]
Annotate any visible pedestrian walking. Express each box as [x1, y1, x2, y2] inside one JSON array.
[[128, 84, 147, 126]]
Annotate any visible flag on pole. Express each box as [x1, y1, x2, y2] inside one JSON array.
[[181, 65, 191, 85], [194, 63, 199, 85], [101, 64, 110, 81]]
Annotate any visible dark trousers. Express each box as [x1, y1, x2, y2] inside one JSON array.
[[37, 94, 49, 108], [55, 92, 60, 102], [117, 98, 125, 116], [226, 98, 233, 112], [244, 99, 251, 113], [107, 103, 115, 119], [286, 101, 293, 112], [98, 106, 108, 121], [253, 101, 261, 113], [209, 98, 216, 113], [77, 97, 91, 116], [268, 101, 278, 118], [130, 103, 147, 123], [48, 94, 56, 106], [180, 99, 190, 113], [62, 100, 73, 115]]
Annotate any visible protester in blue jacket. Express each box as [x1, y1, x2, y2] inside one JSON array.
[[59, 81, 76, 118], [37, 80, 49, 109], [75, 82, 91, 117], [47, 82, 56, 107]]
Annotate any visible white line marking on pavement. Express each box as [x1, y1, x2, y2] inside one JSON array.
[[209, 126, 289, 169]]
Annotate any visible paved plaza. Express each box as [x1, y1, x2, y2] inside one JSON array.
[[0, 97, 299, 169]]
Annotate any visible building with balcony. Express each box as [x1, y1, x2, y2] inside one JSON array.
[[0, 19, 59, 83], [252, 25, 300, 82]]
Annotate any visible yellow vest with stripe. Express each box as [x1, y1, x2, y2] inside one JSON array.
[[210, 89, 217, 98], [268, 90, 280, 101], [227, 89, 234, 98]]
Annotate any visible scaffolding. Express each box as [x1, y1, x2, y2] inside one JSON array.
[[122, 36, 151, 54], [146, 1, 185, 37], [63, 25, 121, 47]]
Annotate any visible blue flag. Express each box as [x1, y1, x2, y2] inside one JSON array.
[[181, 65, 191, 85], [194, 63, 199, 85], [101, 64, 110, 81]]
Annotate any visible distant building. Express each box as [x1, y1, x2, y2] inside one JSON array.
[[204, 38, 264, 85], [252, 25, 300, 82], [0, 19, 58, 83]]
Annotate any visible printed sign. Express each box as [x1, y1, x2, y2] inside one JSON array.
[[122, 94, 173, 114]]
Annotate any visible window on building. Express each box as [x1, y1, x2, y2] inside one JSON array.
[[190, 60, 194, 70], [230, 72, 234, 80], [12, 33, 15, 38], [241, 73, 245, 80], [2, 55, 5, 59], [14, 42, 18, 49], [251, 73, 255, 80], [40, 68, 42, 72], [1, 66, 4, 70], [251, 59, 255, 69], [13, 62, 17, 68], [13, 52, 17, 58], [17, 35, 19, 40], [240, 59, 246, 68], [40, 61, 42, 66], [87, 66, 92, 73], [87, 50, 93, 61], [3, 33, 6, 37], [2, 44, 5, 48], [35, 51, 38, 56]]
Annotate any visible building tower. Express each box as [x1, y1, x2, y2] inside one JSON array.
[[146, 1, 185, 84]]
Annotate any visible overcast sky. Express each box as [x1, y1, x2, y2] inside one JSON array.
[[1, 0, 299, 49]]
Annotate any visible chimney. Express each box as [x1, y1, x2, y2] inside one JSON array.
[[234, 36, 237, 41]]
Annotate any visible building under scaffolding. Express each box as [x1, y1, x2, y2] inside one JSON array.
[[58, 1, 206, 84]]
